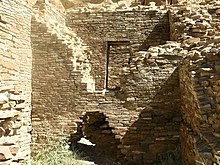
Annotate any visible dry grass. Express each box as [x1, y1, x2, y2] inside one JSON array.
[[24, 140, 87, 165]]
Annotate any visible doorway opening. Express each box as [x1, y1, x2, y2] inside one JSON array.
[[105, 41, 131, 90]]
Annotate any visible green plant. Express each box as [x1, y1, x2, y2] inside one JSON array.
[[29, 140, 86, 165], [26, 125, 87, 165], [21, 123, 88, 165]]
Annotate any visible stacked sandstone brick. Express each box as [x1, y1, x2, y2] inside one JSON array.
[[31, 0, 95, 151], [31, 1, 220, 164], [0, 0, 32, 164], [0, 85, 31, 164], [170, 2, 220, 164], [67, 5, 182, 164], [67, 5, 170, 90], [1, 0, 220, 164]]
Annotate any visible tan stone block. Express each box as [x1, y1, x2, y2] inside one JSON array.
[[2, 121, 14, 130], [213, 132, 220, 138], [216, 9, 220, 15], [0, 86, 14, 93], [14, 103, 26, 110], [0, 94, 8, 105], [0, 162, 10, 165], [185, 37, 200, 44], [3, 61, 15, 70], [9, 94, 20, 101], [9, 145, 19, 156], [0, 127, 5, 136], [0, 103, 11, 110], [0, 146, 13, 160], [0, 110, 19, 119], [215, 65, 220, 71]]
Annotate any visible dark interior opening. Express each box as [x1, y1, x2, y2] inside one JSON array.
[[71, 112, 124, 164], [105, 41, 131, 90]]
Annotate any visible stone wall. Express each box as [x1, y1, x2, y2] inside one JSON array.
[[179, 43, 220, 165], [70, 41, 183, 165], [0, 0, 32, 164], [31, 0, 95, 148], [170, 4, 220, 164], [2, 0, 220, 164], [30, 2, 184, 164], [67, 6, 170, 90], [65, 7, 183, 164]]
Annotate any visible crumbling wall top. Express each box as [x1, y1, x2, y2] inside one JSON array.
[[66, 2, 167, 13]]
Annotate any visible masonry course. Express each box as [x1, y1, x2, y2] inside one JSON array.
[[0, 0, 32, 164], [0, 0, 220, 165]]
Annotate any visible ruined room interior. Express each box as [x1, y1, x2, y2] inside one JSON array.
[[0, 0, 220, 164]]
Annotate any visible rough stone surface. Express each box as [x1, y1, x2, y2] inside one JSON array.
[[0, 0, 32, 164], [31, 2, 182, 164], [31, 0, 95, 150], [67, 7, 170, 90], [170, 4, 220, 164], [1, 0, 220, 164]]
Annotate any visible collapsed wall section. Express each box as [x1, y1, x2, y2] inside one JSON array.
[[0, 0, 32, 164], [31, 1, 95, 149], [72, 42, 183, 165], [67, 7, 183, 164], [179, 47, 220, 164], [170, 4, 220, 164]]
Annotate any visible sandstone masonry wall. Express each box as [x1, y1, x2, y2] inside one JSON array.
[[179, 48, 220, 164], [170, 4, 220, 164], [0, 0, 32, 164], [71, 42, 183, 165], [30, 3, 184, 164], [67, 7, 170, 90], [2, 0, 220, 164], [66, 8, 183, 164], [31, 0, 95, 148]]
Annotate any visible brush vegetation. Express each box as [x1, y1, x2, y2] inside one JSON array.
[[25, 138, 86, 165]]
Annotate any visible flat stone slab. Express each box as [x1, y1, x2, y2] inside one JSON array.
[[78, 160, 96, 165]]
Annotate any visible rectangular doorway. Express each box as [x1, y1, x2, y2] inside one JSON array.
[[105, 41, 131, 90]]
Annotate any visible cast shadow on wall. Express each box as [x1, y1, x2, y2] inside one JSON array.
[[116, 68, 182, 165], [69, 68, 182, 165], [139, 13, 170, 51]]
